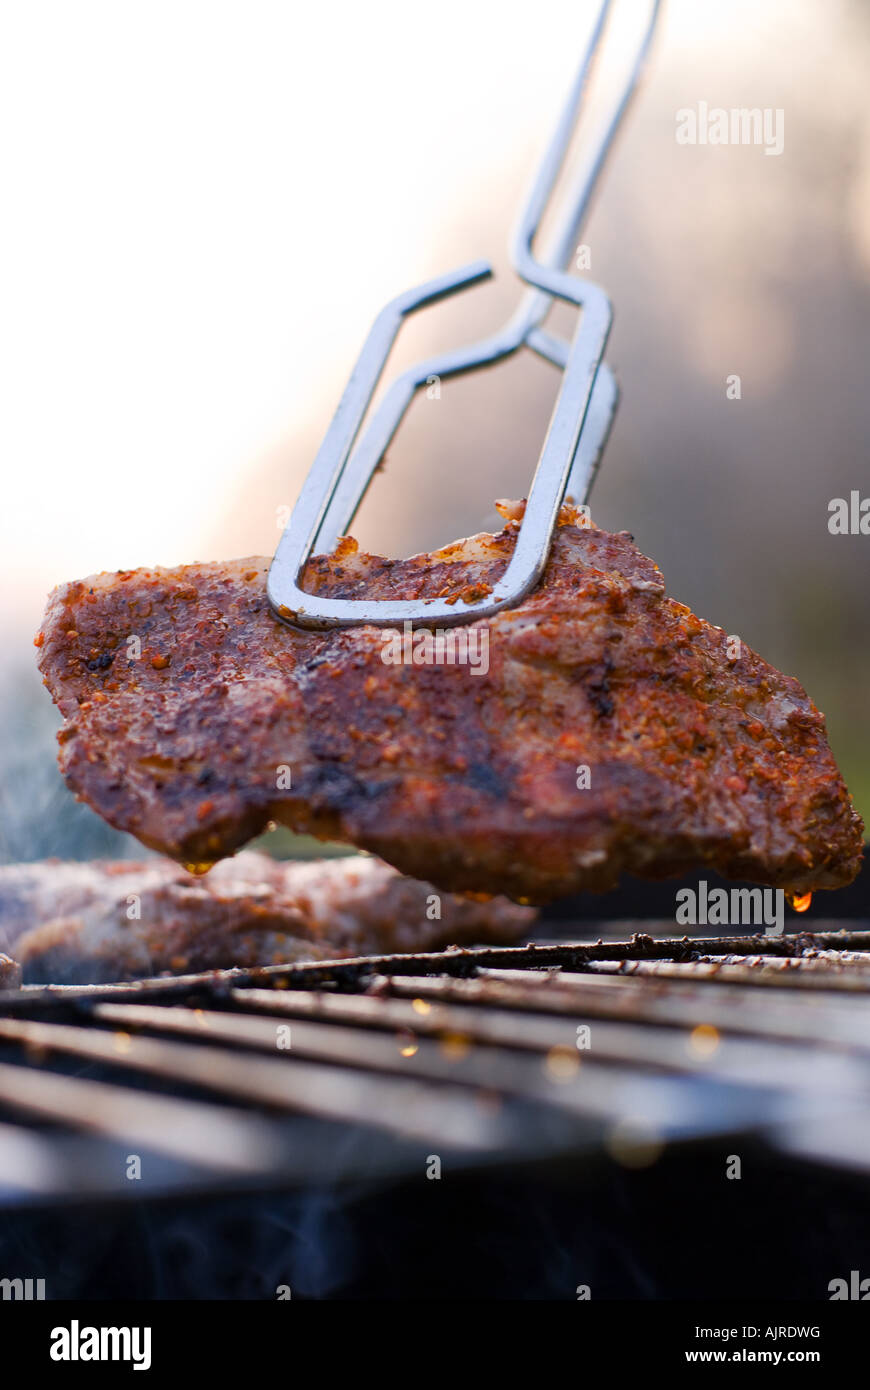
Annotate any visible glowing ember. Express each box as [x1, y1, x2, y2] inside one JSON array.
[[544, 1045, 580, 1081], [786, 891, 813, 913], [688, 1024, 720, 1058], [439, 1032, 471, 1061]]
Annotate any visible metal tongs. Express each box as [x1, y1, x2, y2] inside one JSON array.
[[269, 0, 660, 629]]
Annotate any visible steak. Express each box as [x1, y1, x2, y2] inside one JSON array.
[[36, 502, 864, 901], [0, 852, 536, 984]]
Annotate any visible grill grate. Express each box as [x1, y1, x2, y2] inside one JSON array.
[[1, 925, 870, 1203]]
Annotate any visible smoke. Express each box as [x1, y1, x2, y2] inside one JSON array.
[[0, 658, 141, 866]]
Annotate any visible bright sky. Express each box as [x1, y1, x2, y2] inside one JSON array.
[[0, 0, 798, 635]]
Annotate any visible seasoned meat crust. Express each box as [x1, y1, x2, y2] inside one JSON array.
[[0, 852, 536, 984], [36, 504, 864, 901]]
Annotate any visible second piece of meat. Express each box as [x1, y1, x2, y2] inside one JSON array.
[[1, 852, 537, 984]]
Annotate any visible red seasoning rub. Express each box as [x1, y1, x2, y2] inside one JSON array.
[[36, 503, 864, 903]]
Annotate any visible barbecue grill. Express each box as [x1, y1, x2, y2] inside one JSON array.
[[2, 872, 869, 1300]]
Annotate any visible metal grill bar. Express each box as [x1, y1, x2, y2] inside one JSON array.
[[586, 953, 870, 989], [4, 926, 870, 1011], [1, 927, 870, 1203], [382, 966, 870, 1052], [0, 1013, 512, 1151], [223, 984, 866, 1101], [0, 1057, 281, 1176], [87, 1000, 761, 1136]]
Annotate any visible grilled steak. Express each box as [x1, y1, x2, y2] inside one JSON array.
[[36, 502, 864, 901], [0, 852, 536, 984]]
